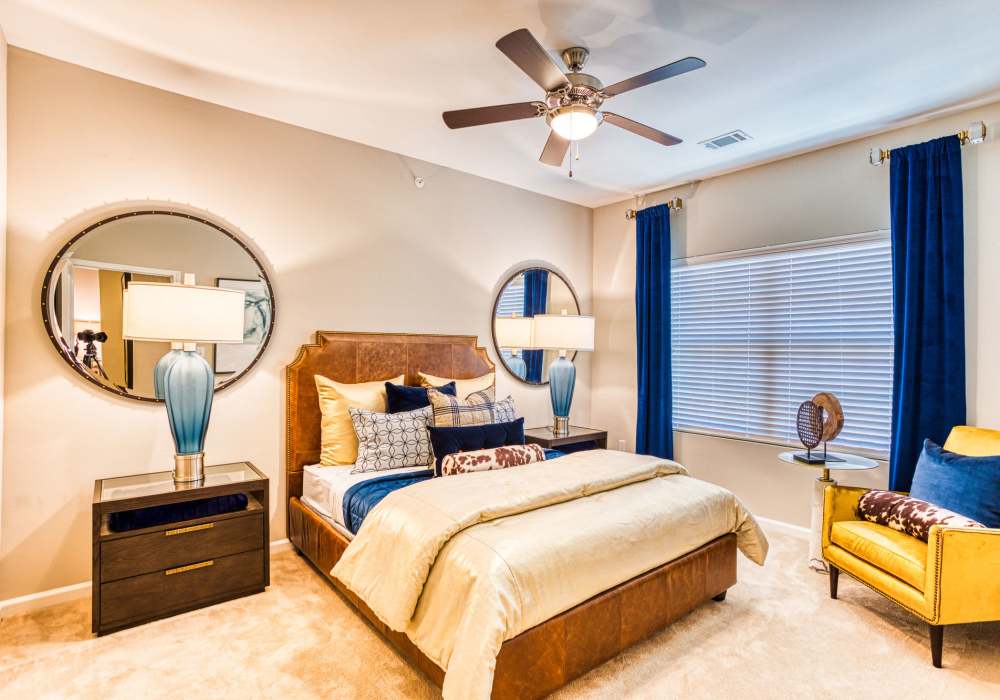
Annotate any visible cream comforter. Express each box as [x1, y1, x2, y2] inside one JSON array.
[[332, 449, 768, 699]]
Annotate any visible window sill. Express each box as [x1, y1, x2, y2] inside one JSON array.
[[672, 427, 889, 462]]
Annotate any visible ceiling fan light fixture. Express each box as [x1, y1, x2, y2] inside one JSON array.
[[549, 105, 599, 141]]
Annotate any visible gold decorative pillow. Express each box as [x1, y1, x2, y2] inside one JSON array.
[[314, 374, 404, 465], [418, 371, 495, 399], [428, 387, 497, 428]]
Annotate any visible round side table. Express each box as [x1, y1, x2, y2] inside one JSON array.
[[778, 451, 879, 572]]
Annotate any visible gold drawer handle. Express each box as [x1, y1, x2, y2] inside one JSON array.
[[165, 523, 214, 537], [165, 560, 214, 576]]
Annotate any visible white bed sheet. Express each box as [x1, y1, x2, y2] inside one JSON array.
[[301, 463, 430, 528]]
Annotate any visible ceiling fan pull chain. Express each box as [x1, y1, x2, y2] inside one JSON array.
[[568, 141, 581, 178]]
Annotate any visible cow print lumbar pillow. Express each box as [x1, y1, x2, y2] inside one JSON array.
[[440, 444, 545, 477], [857, 489, 986, 542]]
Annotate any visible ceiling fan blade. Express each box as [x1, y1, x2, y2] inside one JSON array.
[[442, 101, 543, 129], [602, 112, 682, 147], [496, 28, 570, 93], [539, 131, 570, 166], [602, 57, 706, 97]]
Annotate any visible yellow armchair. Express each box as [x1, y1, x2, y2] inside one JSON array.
[[821, 426, 1000, 668]]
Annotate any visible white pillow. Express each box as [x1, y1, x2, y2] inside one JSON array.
[[349, 406, 434, 473], [418, 371, 495, 399]]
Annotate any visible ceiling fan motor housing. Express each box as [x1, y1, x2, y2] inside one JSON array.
[[545, 72, 605, 112]]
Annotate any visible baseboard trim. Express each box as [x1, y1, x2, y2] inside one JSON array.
[[0, 538, 294, 619], [0, 580, 92, 619], [756, 515, 811, 539]]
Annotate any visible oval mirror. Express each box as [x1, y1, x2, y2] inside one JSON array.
[[41, 210, 275, 402], [491, 266, 580, 385]]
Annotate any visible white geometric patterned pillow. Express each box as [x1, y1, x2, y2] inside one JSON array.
[[349, 406, 433, 473]]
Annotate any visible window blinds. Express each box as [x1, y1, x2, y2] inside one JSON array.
[[496, 276, 525, 317], [671, 234, 893, 454]]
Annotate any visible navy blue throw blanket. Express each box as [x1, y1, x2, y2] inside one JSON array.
[[522, 268, 549, 382], [888, 135, 966, 491], [342, 469, 434, 534], [108, 493, 249, 532], [635, 204, 673, 458], [341, 450, 569, 534]]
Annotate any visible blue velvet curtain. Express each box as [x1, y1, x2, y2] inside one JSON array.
[[522, 269, 549, 382], [888, 135, 966, 491], [635, 204, 673, 458]]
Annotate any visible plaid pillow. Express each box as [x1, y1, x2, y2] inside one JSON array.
[[428, 387, 495, 427], [493, 395, 517, 423]]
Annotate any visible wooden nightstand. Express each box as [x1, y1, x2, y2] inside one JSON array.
[[524, 425, 608, 451], [92, 462, 269, 635]]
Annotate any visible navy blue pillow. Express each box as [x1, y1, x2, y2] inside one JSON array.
[[428, 418, 525, 476], [385, 381, 455, 413], [910, 439, 1000, 528]]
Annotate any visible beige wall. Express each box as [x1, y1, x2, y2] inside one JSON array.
[[593, 101, 1000, 527], [0, 49, 593, 600], [0, 28, 6, 541]]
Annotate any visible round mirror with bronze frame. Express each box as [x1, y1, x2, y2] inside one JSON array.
[[491, 266, 580, 385], [41, 209, 276, 403]]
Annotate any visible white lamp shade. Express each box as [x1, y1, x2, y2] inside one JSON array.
[[122, 282, 246, 343], [495, 317, 534, 349], [530, 314, 595, 352]]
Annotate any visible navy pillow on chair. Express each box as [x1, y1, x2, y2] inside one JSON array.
[[427, 418, 525, 476], [385, 381, 455, 413], [910, 439, 1000, 528]]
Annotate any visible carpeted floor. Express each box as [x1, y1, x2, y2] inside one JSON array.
[[2, 525, 998, 699]]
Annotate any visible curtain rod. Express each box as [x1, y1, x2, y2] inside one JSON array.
[[624, 197, 683, 220], [869, 120, 987, 166]]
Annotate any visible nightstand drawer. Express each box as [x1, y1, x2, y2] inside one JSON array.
[[100, 548, 264, 627], [101, 513, 263, 582]]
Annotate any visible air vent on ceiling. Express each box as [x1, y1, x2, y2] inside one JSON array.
[[699, 130, 752, 150]]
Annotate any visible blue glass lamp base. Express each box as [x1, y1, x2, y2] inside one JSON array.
[[162, 349, 214, 482], [507, 354, 527, 381], [153, 348, 183, 400], [548, 354, 576, 436]]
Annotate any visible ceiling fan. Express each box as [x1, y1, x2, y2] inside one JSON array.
[[442, 28, 706, 167]]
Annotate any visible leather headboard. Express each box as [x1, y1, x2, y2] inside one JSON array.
[[285, 331, 494, 498]]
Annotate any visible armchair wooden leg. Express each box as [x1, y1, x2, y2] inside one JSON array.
[[929, 624, 944, 668], [829, 564, 839, 599]]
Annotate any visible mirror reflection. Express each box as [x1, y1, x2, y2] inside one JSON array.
[[43, 211, 274, 401], [492, 267, 579, 385]]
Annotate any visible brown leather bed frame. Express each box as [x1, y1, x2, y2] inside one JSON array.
[[286, 331, 737, 699]]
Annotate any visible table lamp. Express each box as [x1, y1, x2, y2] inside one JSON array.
[[495, 315, 534, 380], [123, 274, 245, 482], [530, 311, 595, 436]]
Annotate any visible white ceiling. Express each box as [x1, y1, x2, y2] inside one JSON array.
[[3, 0, 1000, 207]]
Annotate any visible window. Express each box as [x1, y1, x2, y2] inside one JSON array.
[[496, 275, 525, 365], [671, 233, 893, 455]]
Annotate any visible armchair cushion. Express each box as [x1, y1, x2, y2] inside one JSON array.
[[831, 520, 927, 591], [910, 440, 1000, 528]]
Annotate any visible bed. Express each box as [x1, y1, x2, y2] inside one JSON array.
[[286, 331, 767, 699]]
